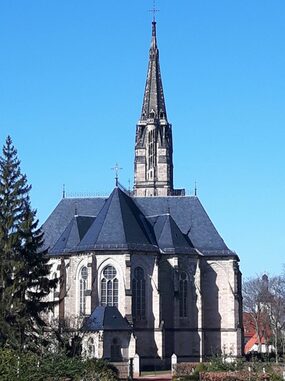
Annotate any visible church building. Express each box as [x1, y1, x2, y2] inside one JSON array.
[[43, 20, 243, 369]]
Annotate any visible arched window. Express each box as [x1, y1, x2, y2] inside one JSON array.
[[80, 266, 88, 315], [179, 272, 188, 317], [132, 267, 146, 320], [101, 265, 118, 307]]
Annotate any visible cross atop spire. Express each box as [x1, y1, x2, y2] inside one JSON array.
[[149, 0, 159, 22]]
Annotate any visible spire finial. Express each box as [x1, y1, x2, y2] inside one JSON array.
[[111, 163, 123, 187], [194, 181, 197, 196], [149, 0, 159, 22], [62, 184, 66, 199]]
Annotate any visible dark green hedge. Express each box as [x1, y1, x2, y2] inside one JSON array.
[[0, 349, 119, 381]]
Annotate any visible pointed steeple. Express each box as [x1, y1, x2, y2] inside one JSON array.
[[134, 21, 175, 197], [141, 21, 167, 121]]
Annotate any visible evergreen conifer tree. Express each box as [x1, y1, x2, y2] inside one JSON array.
[[0, 136, 56, 350]]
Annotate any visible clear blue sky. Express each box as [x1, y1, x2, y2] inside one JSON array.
[[0, 1, 284, 278]]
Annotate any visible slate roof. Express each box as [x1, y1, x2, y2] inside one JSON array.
[[43, 197, 106, 252], [43, 186, 236, 257], [84, 306, 131, 331], [76, 187, 157, 252], [136, 196, 233, 256], [147, 214, 195, 254], [50, 215, 95, 254]]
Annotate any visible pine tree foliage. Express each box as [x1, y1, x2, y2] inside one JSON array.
[[0, 136, 57, 350]]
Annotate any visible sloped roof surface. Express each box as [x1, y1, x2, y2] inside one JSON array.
[[84, 306, 131, 331], [43, 188, 234, 257], [147, 214, 195, 254], [50, 216, 95, 254], [43, 198, 106, 251], [136, 196, 232, 255], [76, 187, 157, 252]]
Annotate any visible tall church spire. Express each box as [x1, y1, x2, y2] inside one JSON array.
[[141, 21, 167, 122], [134, 21, 176, 197]]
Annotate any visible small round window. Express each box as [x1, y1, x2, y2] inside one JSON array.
[[103, 265, 117, 280]]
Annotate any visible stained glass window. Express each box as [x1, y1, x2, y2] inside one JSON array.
[[101, 265, 118, 307], [79, 266, 88, 315]]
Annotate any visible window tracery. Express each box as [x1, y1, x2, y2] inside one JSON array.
[[132, 267, 146, 320], [101, 265, 118, 307], [79, 266, 88, 315]]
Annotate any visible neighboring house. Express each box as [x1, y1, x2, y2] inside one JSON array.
[[43, 20, 243, 369], [243, 312, 274, 354], [243, 275, 276, 355]]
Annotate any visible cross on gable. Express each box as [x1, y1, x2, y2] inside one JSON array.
[[111, 163, 123, 186]]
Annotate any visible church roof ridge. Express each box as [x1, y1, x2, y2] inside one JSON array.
[[74, 214, 96, 218]]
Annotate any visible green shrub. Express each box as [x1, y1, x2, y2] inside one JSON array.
[[39, 352, 84, 380], [0, 349, 118, 381], [82, 358, 119, 381], [269, 373, 284, 381], [194, 362, 207, 374]]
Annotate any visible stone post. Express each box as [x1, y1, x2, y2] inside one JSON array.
[[133, 354, 140, 378], [129, 333, 136, 359], [171, 353, 177, 376]]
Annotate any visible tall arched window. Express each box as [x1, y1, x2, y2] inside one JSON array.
[[101, 265, 118, 307], [132, 267, 146, 320], [179, 272, 188, 318], [80, 266, 88, 315]]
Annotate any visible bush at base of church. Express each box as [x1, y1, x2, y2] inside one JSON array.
[[82, 358, 119, 381], [0, 349, 119, 381]]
